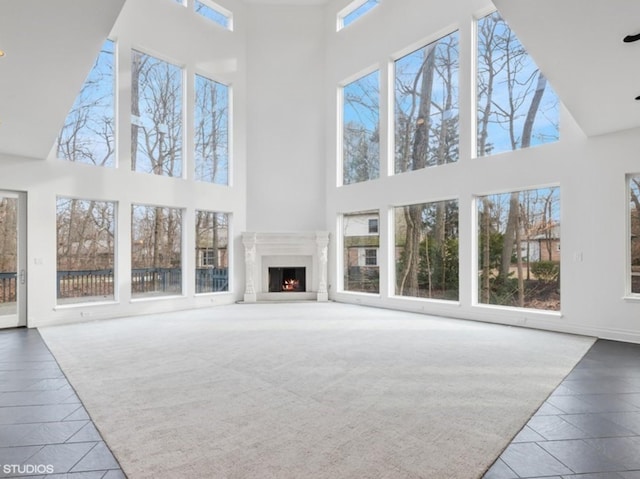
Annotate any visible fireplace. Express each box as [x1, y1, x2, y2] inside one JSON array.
[[269, 267, 306, 292], [242, 231, 329, 302]]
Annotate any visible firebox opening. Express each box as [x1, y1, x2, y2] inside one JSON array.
[[268, 267, 306, 293]]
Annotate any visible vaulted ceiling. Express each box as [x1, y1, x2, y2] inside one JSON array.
[[1, 0, 637, 161], [0, 0, 126, 159], [494, 0, 640, 137]]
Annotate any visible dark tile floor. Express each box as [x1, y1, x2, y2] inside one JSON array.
[[2, 328, 639, 479], [0, 328, 125, 479], [483, 339, 640, 479]]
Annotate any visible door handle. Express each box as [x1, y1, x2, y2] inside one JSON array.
[[19, 269, 26, 285]]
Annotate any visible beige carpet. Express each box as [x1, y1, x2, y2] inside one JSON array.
[[40, 303, 594, 479]]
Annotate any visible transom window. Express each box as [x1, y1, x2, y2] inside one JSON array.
[[338, 0, 379, 31], [195, 0, 233, 30]]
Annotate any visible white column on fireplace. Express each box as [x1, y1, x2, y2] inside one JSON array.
[[242, 231, 329, 302]]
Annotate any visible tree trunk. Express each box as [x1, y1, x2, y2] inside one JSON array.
[[131, 53, 142, 171], [397, 45, 436, 295], [515, 209, 524, 307], [499, 192, 520, 281], [499, 72, 547, 286], [481, 198, 491, 303], [398, 205, 422, 295]]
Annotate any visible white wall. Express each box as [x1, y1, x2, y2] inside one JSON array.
[[0, 0, 249, 326], [2, 0, 639, 342], [245, 5, 326, 232], [324, 0, 640, 343]]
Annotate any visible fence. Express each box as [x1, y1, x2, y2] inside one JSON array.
[[345, 266, 380, 293], [195, 268, 229, 293], [130, 268, 182, 295], [53, 268, 229, 299], [57, 269, 114, 299], [0, 272, 17, 303]]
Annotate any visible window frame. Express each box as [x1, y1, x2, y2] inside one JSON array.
[[195, 210, 230, 295], [627, 174, 640, 298], [55, 196, 117, 306], [340, 210, 381, 295], [194, 73, 231, 185], [337, 0, 379, 31], [194, 0, 233, 31], [56, 39, 116, 167], [130, 204, 185, 300], [339, 68, 381, 187], [364, 248, 377, 266], [130, 48, 185, 179], [475, 10, 560, 159], [473, 186, 561, 312]]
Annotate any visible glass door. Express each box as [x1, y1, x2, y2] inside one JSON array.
[[0, 191, 26, 328]]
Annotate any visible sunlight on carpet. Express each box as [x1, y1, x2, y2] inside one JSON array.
[[40, 303, 595, 479]]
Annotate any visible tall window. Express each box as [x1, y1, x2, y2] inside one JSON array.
[[196, 211, 229, 293], [57, 40, 115, 167], [131, 50, 183, 177], [195, 0, 232, 30], [342, 71, 380, 185], [343, 211, 379, 293], [338, 0, 379, 30], [395, 31, 459, 174], [630, 176, 640, 294], [56, 198, 115, 304], [478, 187, 560, 311], [195, 75, 229, 184], [395, 200, 459, 300], [477, 12, 559, 157], [131, 205, 183, 298], [0, 196, 18, 314]]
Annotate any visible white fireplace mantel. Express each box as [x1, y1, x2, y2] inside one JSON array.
[[242, 231, 329, 302]]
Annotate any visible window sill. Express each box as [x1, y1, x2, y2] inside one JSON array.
[[54, 300, 118, 310]]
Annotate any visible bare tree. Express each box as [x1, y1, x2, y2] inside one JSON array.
[[57, 41, 115, 167], [195, 75, 229, 184], [395, 32, 459, 296], [477, 12, 559, 305], [131, 50, 183, 177], [343, 71, 380, 184], [0, 198, 17, 273]]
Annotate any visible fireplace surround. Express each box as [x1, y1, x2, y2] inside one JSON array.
[[242, 231, 329, 302]]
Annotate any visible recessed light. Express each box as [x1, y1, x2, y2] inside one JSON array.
[[623, 33, 640, 43], [0, 50, 5, 57]]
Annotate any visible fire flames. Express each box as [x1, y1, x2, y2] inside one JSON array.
[[282, 279, 299, 291]]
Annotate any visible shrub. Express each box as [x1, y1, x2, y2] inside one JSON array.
[[531, 261, 559, 282]]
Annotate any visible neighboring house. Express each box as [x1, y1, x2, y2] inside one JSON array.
[[196, 247, 228, 269], [57, 239, 114, 270], [522, 224, 560, 263], [343, 213, 379, 267]]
